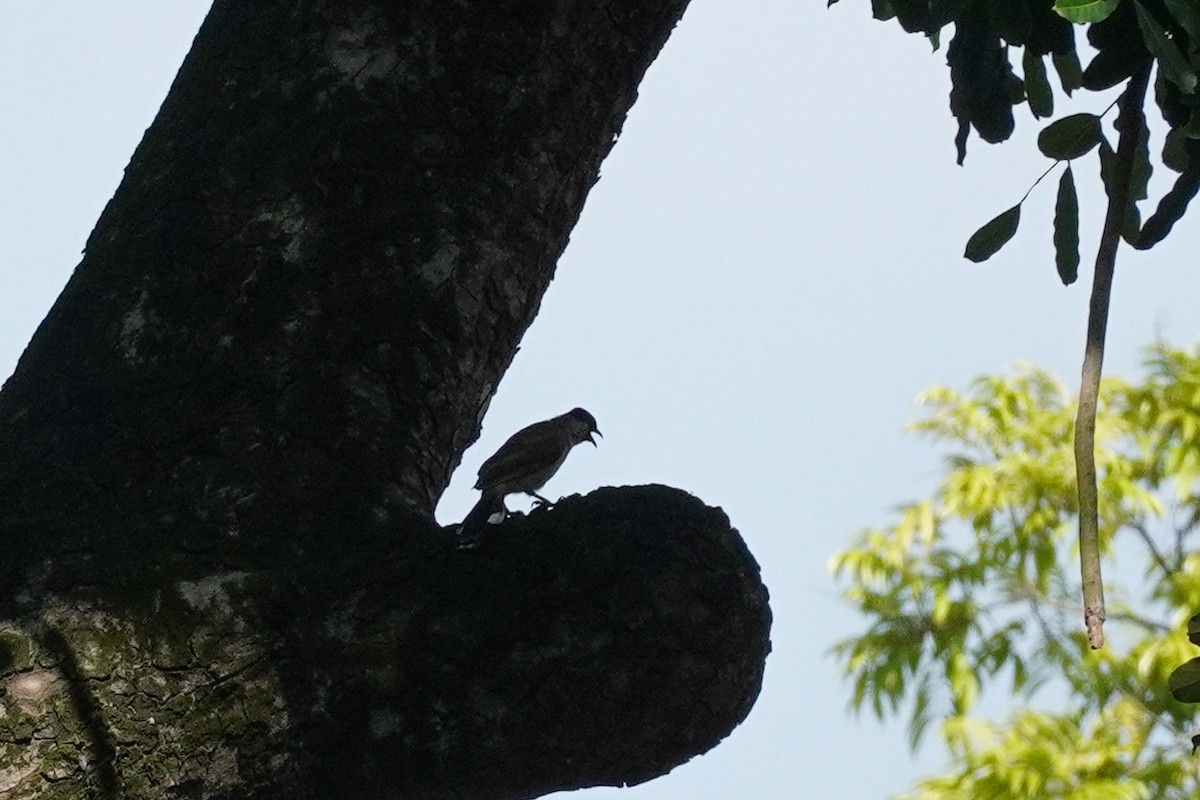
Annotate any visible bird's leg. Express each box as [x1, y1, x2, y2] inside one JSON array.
[[528, 491, 555, 508]]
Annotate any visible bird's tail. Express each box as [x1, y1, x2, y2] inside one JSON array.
[[458, 494, 506, 547]]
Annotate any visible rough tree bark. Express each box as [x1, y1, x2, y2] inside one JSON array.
[[0, 2, 771, 798]]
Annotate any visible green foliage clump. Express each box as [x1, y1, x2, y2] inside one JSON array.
[[830, 343, 1200, 799]]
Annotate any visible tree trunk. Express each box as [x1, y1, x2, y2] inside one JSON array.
[[0, 2, 770, 798]]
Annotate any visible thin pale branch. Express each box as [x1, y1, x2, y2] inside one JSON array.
[[1076, 61, 1152, 649]]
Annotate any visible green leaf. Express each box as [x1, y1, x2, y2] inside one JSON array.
[[1168, 656, 1200, 702], [1037, 113, 1103, 160], [1054, 166, 1080, 285], [1163, 0, 1200, 44], [1052, 50, 1083, 96], [1053, 0, 1121, 24], [1135, 1, 1199, 94], [1023, 50, 1055, 118], [964, 205, 1021, 262]]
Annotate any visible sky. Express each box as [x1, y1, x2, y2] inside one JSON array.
[[3, 2, 1200, 798]]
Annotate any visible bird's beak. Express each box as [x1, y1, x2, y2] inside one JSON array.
[[589, 429, 602, 446]]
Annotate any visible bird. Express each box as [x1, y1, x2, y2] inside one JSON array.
[[458, 407, 601, 542]]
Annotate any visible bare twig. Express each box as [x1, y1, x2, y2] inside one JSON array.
[[1127, 518, 1174, 577], [1075, 62, 1152, 649]]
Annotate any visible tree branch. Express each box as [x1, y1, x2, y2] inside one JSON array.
[[1075, 61, 1152, 649]]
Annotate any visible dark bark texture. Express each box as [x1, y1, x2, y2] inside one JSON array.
[[0, 1, 771, 798]]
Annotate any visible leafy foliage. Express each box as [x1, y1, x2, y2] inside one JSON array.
[[830, 343, 1200, 799], [833, 0, 1200, 264]]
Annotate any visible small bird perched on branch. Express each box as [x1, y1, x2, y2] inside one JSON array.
[[459, 407, 601, 543]]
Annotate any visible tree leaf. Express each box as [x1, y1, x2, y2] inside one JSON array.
[[1164, 0, 1200, 40], [1135, 148, 1200, 248], [1024, 50, 1055, 118], [1127, 101, 1152, 205], [1052, 50, 1083, 95], [1098, 137, 1143, 242], [1135, 1, 1199, 94], [1037, 113, 1103, 160], [1054, 166, 1080, 284], [1053, 0, 1121, 24], [964, 205, 1021, 262], [1168, 656, 1200, 703]]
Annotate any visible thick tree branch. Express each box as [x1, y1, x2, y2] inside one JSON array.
[[0, 1, 773, 797]]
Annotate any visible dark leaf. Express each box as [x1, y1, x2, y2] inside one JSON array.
[[964, 205, 1021, 262], [1135, 1, 1199, 93], [894, 0, 936, 33], [1135, 146, 1200, 248], [1098, 137, 1143, 242], [1188, 612, 1200, 646], [1054, 166, 1080, 284], [1082, 47, 1144, 91], [1053, 50, 1084, 95], [1037, 113, 1103, 159], [948, 5, 1017, 162], [1126, 101, 1152, 205], [1098, 137, 1117, 193], [1164, 0, 1200, 40], [929, 0, 969, 29], [1156, 69, 1191, 129], [955, 119, 970, 165], [1024, 50, 1055, 118], [988, 0, 1032, 46], [1163, 127, 1191, 172], [872, 0, 897, 21], [1027, 7, 1076, 56], [1168, 656, 1200, 703]]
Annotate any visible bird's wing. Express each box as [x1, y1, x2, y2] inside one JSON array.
[[475, 420, 567, 491]]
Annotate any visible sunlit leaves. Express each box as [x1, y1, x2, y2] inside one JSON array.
[[1054, 165, 1080, 284], [831, 344, 1200, 798], [1037, 113, 1103, 160], [1053, 0, 1121, 24], [964, 205, 1021, 262], [907, 707, 1157, 800]]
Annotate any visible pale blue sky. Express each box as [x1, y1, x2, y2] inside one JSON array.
[[4, 3, 1200, 798]]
